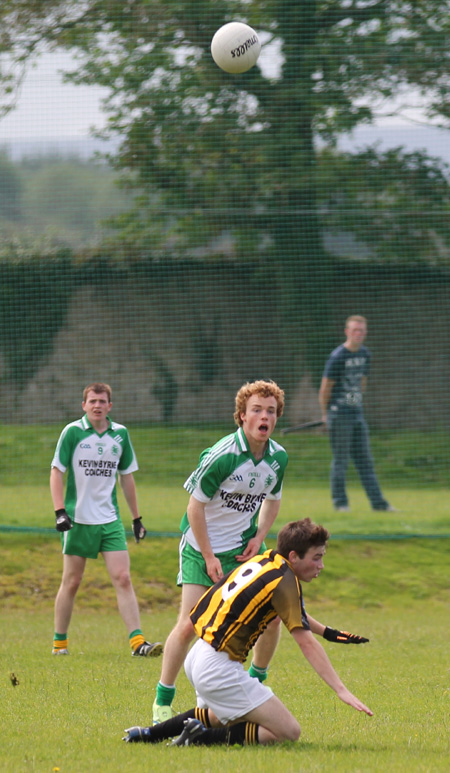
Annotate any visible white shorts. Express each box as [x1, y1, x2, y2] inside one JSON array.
[[184, 638, 273, 725]]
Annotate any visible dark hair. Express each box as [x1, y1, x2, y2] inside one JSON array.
[[83, 383, 112, 403], [277, 518, 330, 559]]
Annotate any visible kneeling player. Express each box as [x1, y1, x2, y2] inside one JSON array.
[[123, 518, 372, 747]]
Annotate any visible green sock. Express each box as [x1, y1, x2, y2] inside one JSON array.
[[248, 662, 268, 683], [156, 681, 176, 706]]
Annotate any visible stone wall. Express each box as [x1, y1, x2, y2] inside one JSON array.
[[2, 265, 449, 429]]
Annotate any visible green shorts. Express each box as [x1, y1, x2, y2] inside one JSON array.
[[61, 519, 127, 559], [177, 535, 267, 587]]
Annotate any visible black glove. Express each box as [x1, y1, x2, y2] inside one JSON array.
[[55, 509, 73, 532], [323, 626, 369, 644], [132, 517, 147, 543]]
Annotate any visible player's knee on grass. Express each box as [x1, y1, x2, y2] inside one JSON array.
[[275, 716, 301, 742], [259, 717, 301, 745]]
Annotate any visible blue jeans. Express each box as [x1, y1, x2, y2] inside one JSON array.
[[328, 409, 388, 510]]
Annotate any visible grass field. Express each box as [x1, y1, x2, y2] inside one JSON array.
[[2, 425, 450, 489], [2, 425, 450, 538], [1, 426, 450, 771], [2, 600, 449, 773]]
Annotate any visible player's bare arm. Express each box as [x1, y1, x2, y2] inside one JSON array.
[[236, 499, 281, 561], [50, 466, 73, 532], [318, 377, 334, 424], [50, 466, 65, 510], [292, 627, 373, 716], [187, 495, 223, 582], [306, 613, 326, 636], [120, 473, 140, 520]]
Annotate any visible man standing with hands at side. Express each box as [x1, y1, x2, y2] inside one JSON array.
[[319, 315, 396, 513], [51, 382, 163, 658]]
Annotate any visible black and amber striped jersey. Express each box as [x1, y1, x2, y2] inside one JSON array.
[[190, 549, 310, 662]]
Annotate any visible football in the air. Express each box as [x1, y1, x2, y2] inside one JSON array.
[[211, 22, 261, 74]]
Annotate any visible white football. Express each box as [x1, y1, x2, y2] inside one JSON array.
[[211, 22, 261, 74]]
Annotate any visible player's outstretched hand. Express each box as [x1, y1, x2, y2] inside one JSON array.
[[323, 626, 369, 644], [336, 686, 373, 716], [55, 509, 73, 532], [132, 518, 147, 543]]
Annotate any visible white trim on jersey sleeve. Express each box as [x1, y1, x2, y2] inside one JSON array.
[[187, 489, 211, 504], [265, 487, 283, 501], [51, 460, 67, 473], [118, 461, 139, 475]]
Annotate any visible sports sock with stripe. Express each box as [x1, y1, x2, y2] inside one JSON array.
[[188, 720, 260, 746], [146, 707, 211, 741], [248, 662, 268, 683], [129, 629, 145, 652], [53, 633, 68, 652], [155, 681, 176, 706], [147, 710, 259, 746]]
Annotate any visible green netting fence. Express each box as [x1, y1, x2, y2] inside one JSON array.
[[1, 1, 450, 530]]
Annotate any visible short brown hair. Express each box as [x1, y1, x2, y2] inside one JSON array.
[[345, 314, 367, 327], [277, 518, 330, 559], [83, 383, 112, 403], [233, 380, 285, 427]]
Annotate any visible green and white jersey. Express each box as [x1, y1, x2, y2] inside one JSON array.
[[182, 427, 288, 553], [51, 415, 138, 525]]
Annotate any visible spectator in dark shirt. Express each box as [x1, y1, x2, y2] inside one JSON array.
[[319, 316, 396, 512]]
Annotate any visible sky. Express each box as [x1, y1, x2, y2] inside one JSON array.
[[0, 52, 108, 140], [1, 51, 450, 164]]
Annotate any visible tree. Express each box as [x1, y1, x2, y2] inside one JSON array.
[[2, 1, 450, 378], [317, 146, 450, 265]]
